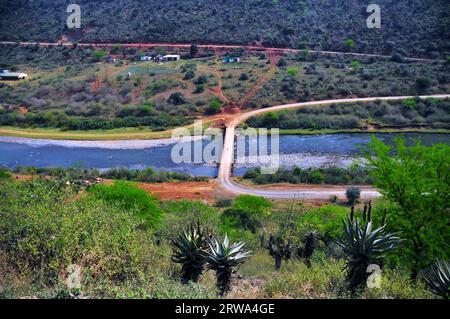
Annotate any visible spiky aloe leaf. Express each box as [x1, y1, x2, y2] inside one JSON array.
[[424, 259, 450, 299], [337, 217, 402, 293], [171, 223, 210, 284], [206, 234, 251, 295]]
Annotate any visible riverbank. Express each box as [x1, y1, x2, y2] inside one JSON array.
[[0, 118, 220, 141], [277, 128, 450, 135], [1, 125, 449, 141]]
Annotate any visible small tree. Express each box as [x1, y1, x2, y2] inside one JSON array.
[[92, 49, 106, 61], [343, 39, 355, 50], [415, 77, 432, 91], [287, 66, 298, 77], [205, 100, 221, 115], [239, 73, 249, 81], [190, 44, 198, 58], [365, 137, 449, 281], [168, 92, 187, 105], [346, 187, 361, 205]]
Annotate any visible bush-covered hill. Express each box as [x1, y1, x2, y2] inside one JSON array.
[[1, 0, 449, 58]]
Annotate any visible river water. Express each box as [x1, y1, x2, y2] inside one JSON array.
[[0, 133, 448, 177]]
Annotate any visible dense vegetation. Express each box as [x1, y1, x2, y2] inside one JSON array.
[[1, 1, 449, 58], [1, 44, 449, 131], [0, 138, 448, 299], [247, 99, 450, 131], [8, 166, 209, 183], [243, 166, 372, 185]]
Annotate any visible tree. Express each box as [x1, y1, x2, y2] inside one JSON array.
[[350, 60, 362, 72], [346, 187, 361, 205], [205, 100, 221, 115], [92, 49, 106, 61], [190, 44, 198, 57], [183, 70, 195, 80], [416, 77, 432, 91], [168, 92, 187, 105], [343, 39, 355, 50], [365, 137, 450, 280], [287, 66, 298, 77], [299, 48, 309, 60], [277, 58, 287, 67], [239, 72, 249, 81]]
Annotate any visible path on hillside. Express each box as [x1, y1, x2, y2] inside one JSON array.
[[0, 41, 440, 63], [217, 94, 450, 199]]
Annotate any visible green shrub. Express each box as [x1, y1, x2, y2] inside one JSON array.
[[88, 181, 163, 228], [205, 100, 221, 115], [0, 178, 157, 286], [287, 66, 298, 77], [346, 187, 361, 205]]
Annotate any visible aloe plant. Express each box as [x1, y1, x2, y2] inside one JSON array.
[[297, 231, 317, 268], [264, 235, 292, 270], [205, 235, 251, 295], [424, 259, 450, 299], [171, 223, 211, 284], [337, 205, 402, 293]]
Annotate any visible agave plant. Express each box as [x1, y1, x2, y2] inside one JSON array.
[[337, 205, 402, 293], [205, 234, 251, 295], [424, 259, 449, 299], [171, 222, 211, 284], [264, 234, 292, 270]]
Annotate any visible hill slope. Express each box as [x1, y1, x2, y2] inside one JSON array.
[[1, 0, 449, 58]]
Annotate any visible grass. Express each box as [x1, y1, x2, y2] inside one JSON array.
[[1, 125, 447, 141], [0, 120, 215, 140]]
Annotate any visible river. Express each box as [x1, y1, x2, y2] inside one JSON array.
[[0, 133, 448, 177]]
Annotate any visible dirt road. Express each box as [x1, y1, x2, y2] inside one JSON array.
[[217, 94, 450, 199], [0, 41, 439, 63]]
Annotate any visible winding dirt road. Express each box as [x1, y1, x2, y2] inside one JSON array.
[[218, 95, 450, 199], [0, 41, 439, 63]]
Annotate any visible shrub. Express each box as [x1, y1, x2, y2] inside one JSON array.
[[239, 73, 249, 81], [287, 66, 298, 77], [343, 39, 355, 49], [0, 178, 157, 286], [205, 100, 221, 115], [88, 181, 164, 228], [167, 92, 188, 105], [346, 187, 361, 205], [416, 77, 432, 91]]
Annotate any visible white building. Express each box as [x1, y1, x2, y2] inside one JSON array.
[[0, 70, 28, 80], [163, 55, 181, 61]]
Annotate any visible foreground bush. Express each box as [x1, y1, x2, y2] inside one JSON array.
[[88, 181, 164, 228], [0, 178, 158, 288]]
